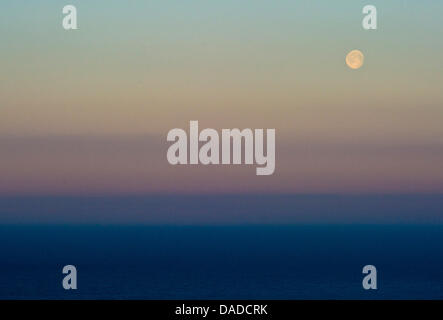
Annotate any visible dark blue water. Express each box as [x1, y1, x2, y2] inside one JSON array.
[[0, 225, 442, 299]]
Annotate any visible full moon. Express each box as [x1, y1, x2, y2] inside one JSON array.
[[346, 50, 364, 69]]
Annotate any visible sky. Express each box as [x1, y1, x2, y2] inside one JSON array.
[[1, 0, 443, 195]]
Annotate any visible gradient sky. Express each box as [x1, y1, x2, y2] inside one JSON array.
[[1, 0, 443, 195]]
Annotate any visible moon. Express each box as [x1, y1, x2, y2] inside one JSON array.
[[346, 50, 364, 69]]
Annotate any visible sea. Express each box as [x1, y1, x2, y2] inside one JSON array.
[[0, 225, 442, 299]]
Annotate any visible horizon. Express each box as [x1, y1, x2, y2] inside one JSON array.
[[1, 194, 442, 224]]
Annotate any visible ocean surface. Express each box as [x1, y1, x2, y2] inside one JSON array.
[[0, 225, 442, 299]]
